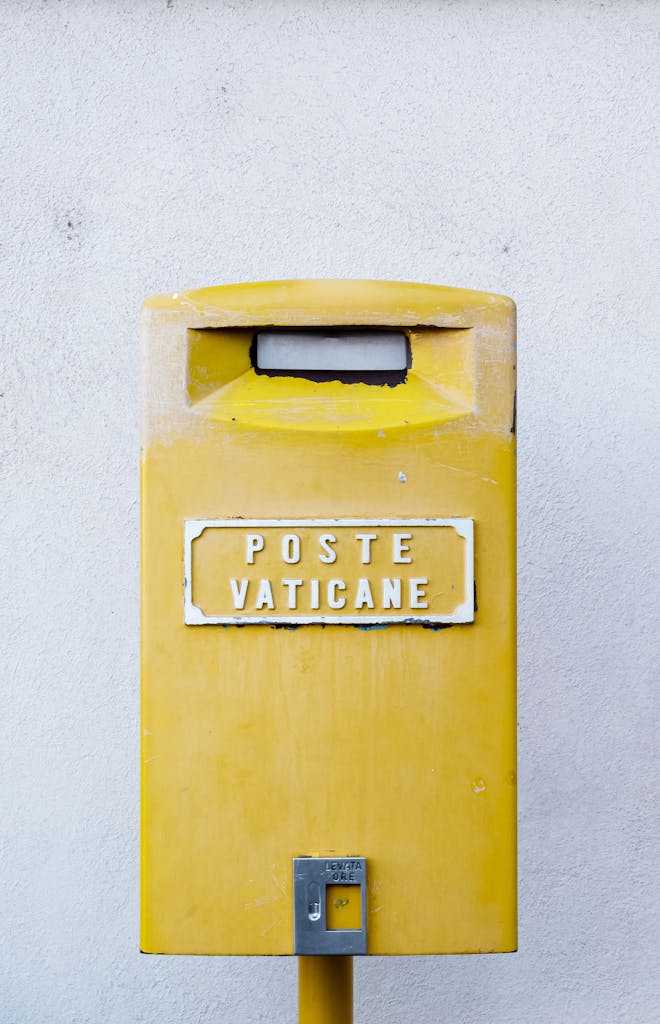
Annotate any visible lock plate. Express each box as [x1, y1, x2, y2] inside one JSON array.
[[293, 857, 367, 955]]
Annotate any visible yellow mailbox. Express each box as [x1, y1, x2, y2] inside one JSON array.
[[141, 279, 516, 969]]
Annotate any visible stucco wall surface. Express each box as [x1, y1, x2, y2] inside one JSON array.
[[1, 1, 658, 1021]]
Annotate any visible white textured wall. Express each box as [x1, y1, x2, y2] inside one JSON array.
[[1, 1, 658, 1021]]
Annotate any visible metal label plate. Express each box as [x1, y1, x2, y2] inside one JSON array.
[[184, 518, 474, 626], [293, 857, 368, 956]]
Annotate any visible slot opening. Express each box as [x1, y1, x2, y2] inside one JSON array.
[[251, 328, 411, 387]]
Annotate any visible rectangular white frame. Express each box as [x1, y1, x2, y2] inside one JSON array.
[[184, 518, 474, 626]]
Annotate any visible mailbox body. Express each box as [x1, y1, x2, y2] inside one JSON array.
[[141, 279, 516, 955]]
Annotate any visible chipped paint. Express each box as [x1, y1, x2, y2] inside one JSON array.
[[141, 279, 515, 957]]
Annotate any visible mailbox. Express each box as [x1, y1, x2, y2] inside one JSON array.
[[141, 279, 516, 957]]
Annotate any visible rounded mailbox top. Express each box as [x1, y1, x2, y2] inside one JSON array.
[[142, 278, 515, 329]]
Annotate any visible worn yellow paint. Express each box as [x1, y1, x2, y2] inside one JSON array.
[[193, 363, 470, 432], [141, 279, 516, 955]]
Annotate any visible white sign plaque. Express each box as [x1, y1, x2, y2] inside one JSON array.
[[184, 518, 474, 626]]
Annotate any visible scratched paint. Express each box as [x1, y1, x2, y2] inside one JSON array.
[[141, 280, 516, 956]]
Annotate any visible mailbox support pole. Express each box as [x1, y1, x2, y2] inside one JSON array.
[[298, 956, 353, 1024]]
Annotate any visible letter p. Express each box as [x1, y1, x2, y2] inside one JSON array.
[[246, 534, 265, 564]]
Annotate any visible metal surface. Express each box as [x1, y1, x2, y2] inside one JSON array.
[[294, 858, 367, 956], [141, 279, 517, 955], [298, 956, 353, 1024]]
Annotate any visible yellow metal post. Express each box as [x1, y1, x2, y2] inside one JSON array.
[[298, 956, 353, 1024]]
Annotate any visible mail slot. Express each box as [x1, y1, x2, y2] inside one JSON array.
[[141, 279, 517, 956]]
